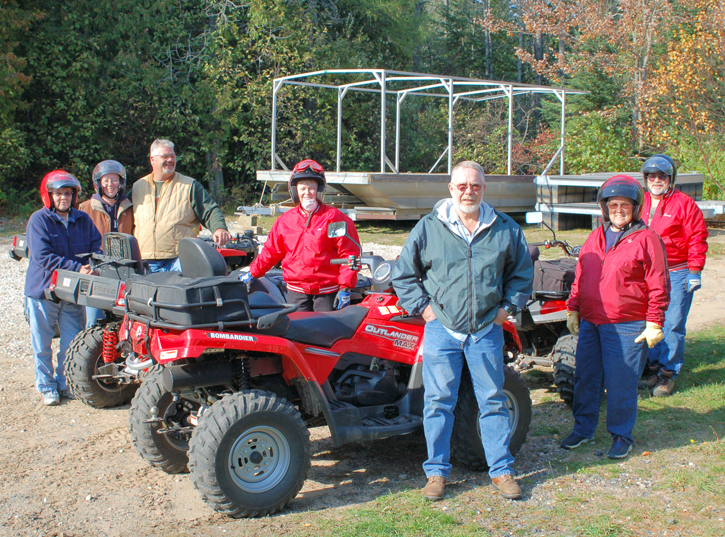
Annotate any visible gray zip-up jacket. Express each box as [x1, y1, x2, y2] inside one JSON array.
[[392, 200, 533, 334]]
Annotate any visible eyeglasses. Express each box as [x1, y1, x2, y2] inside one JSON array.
[[52, 191, 74, 198], [646, 173, 669, 181], [152, 153, 176, 160], [453, 183, 483, 193], [607, 202, 633, 211], [101, 178, 120, 185]]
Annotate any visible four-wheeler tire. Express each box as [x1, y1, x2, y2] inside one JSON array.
[[66, 325, 138, 408], [129, 365, 196, 474], [188, 390, 311, 518], [451, 365, 532, 471], [552, 334, 577, 406]]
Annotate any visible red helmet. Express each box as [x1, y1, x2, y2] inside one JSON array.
[[40, 170, 82, 210], [597, 175, 644, 224], [288, 159, 326, 204], [92, 160, 127, 198]]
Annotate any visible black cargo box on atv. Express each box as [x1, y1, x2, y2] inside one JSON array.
[[126, 272, 251, 327], [532, 258, 577, 298]]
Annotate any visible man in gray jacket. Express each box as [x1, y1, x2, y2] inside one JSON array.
[[392, 161, 533, 501]]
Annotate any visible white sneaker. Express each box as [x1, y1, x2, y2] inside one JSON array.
[[43, 391, 60, 406]]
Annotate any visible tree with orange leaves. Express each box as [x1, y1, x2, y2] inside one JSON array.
[[484, 0, 676, 150], [640, 0, 725, 196]]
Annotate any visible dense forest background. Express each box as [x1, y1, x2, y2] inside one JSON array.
[[1, 0, 724, 214]]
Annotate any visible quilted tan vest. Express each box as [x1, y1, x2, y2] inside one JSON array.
[[132, 173, 199, 259]]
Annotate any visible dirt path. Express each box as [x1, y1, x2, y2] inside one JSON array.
[[0, 235, 723, 536]]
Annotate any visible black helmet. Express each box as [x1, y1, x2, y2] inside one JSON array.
[[92, 160, 127, 198], [641, 154, 677, 191], [288, 159, 326, 204], [597, 174, 644, 224]]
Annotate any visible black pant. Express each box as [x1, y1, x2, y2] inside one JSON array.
[[286, 290, 335, 312]]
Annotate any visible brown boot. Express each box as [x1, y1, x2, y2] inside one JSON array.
[[422, 476, 446, 501], [638, 366, 661, 389], [653, 372, 675, 397], [492, 474, 522, 500]]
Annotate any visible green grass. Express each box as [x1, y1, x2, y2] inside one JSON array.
[[317, 492, 477, 537]]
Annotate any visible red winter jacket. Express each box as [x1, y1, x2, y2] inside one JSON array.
[[249, 203, 360, 294], [641, 189, 708, 272], [567, 220, 670, 326]]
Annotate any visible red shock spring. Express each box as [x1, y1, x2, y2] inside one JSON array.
[[102, 325, 120, 363]]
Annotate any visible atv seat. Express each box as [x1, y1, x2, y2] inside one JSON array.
[[178, 238, 228, 278], [285, 306, 368, 347], [247, 305, 368, 347]]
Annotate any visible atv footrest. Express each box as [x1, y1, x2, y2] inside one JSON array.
[[361, 415, 421, 428], [331, 406, 423, 446]]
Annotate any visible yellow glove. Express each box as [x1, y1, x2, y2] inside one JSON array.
[[566, 311, 580, 336], [634, 322, 664, 348]]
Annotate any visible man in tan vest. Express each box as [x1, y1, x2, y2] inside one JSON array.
[[131, 139, 231, 272]]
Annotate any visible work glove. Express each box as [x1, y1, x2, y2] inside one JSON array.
[[686, 272, 702, 293], [334, 290, 351, 310], [566, 311, 580, 336], [634, 322, 664, 348]]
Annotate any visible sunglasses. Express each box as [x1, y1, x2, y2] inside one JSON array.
[[607, 202, 633, 211]]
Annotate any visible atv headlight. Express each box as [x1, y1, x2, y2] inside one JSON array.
[[373, 262, 392, 283]]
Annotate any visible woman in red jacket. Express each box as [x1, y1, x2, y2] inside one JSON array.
[[560, 175, 670, 459], [242, 160, 360, 312], [639, 155, 708, 397]]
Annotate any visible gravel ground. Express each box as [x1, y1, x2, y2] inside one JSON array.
[[0, 231, 723, 536]]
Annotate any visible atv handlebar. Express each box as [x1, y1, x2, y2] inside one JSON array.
[[535, 239, 578, 258]]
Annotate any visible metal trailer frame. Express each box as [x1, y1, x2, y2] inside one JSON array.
[[270, 69, 587, 176]]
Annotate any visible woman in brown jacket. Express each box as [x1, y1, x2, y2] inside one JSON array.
[[79, 160, 134, 237], [79, 160, 134, 327]]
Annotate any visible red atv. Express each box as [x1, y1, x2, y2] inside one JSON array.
[[119, 222, 532, 518], [44, 232, 259, 408], [508, 212, 580, 405]]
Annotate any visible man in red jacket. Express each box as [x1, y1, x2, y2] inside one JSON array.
[[242, 159, 360, 311], [639, 155, 709, 397]]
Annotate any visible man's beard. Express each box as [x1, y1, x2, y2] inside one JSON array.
[[455, 199, 480, 214], [300, 198, 318, 212]]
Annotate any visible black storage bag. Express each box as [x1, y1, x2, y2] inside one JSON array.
[[532, 258, 577, 296], [126, 272, 249, 326]]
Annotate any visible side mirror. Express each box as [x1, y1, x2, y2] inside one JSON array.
[[525, 212, 543, 225], [327, 221, 347, 238]]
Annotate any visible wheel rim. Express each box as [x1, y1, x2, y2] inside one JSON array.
[[161, 397, 196, 451], [476, 388, 520, 439], [503, 388, 520, 432], [228, 425, 291, 493], [93, 354, 128, 393]]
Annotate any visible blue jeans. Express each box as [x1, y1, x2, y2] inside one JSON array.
[[421, 319, 514, 479], [647, 269, 693, 378], [26, 296, 85, 394], [571, 319, 647, 444], [85, 306, 106, 328], [147, 258, 182, 273]]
